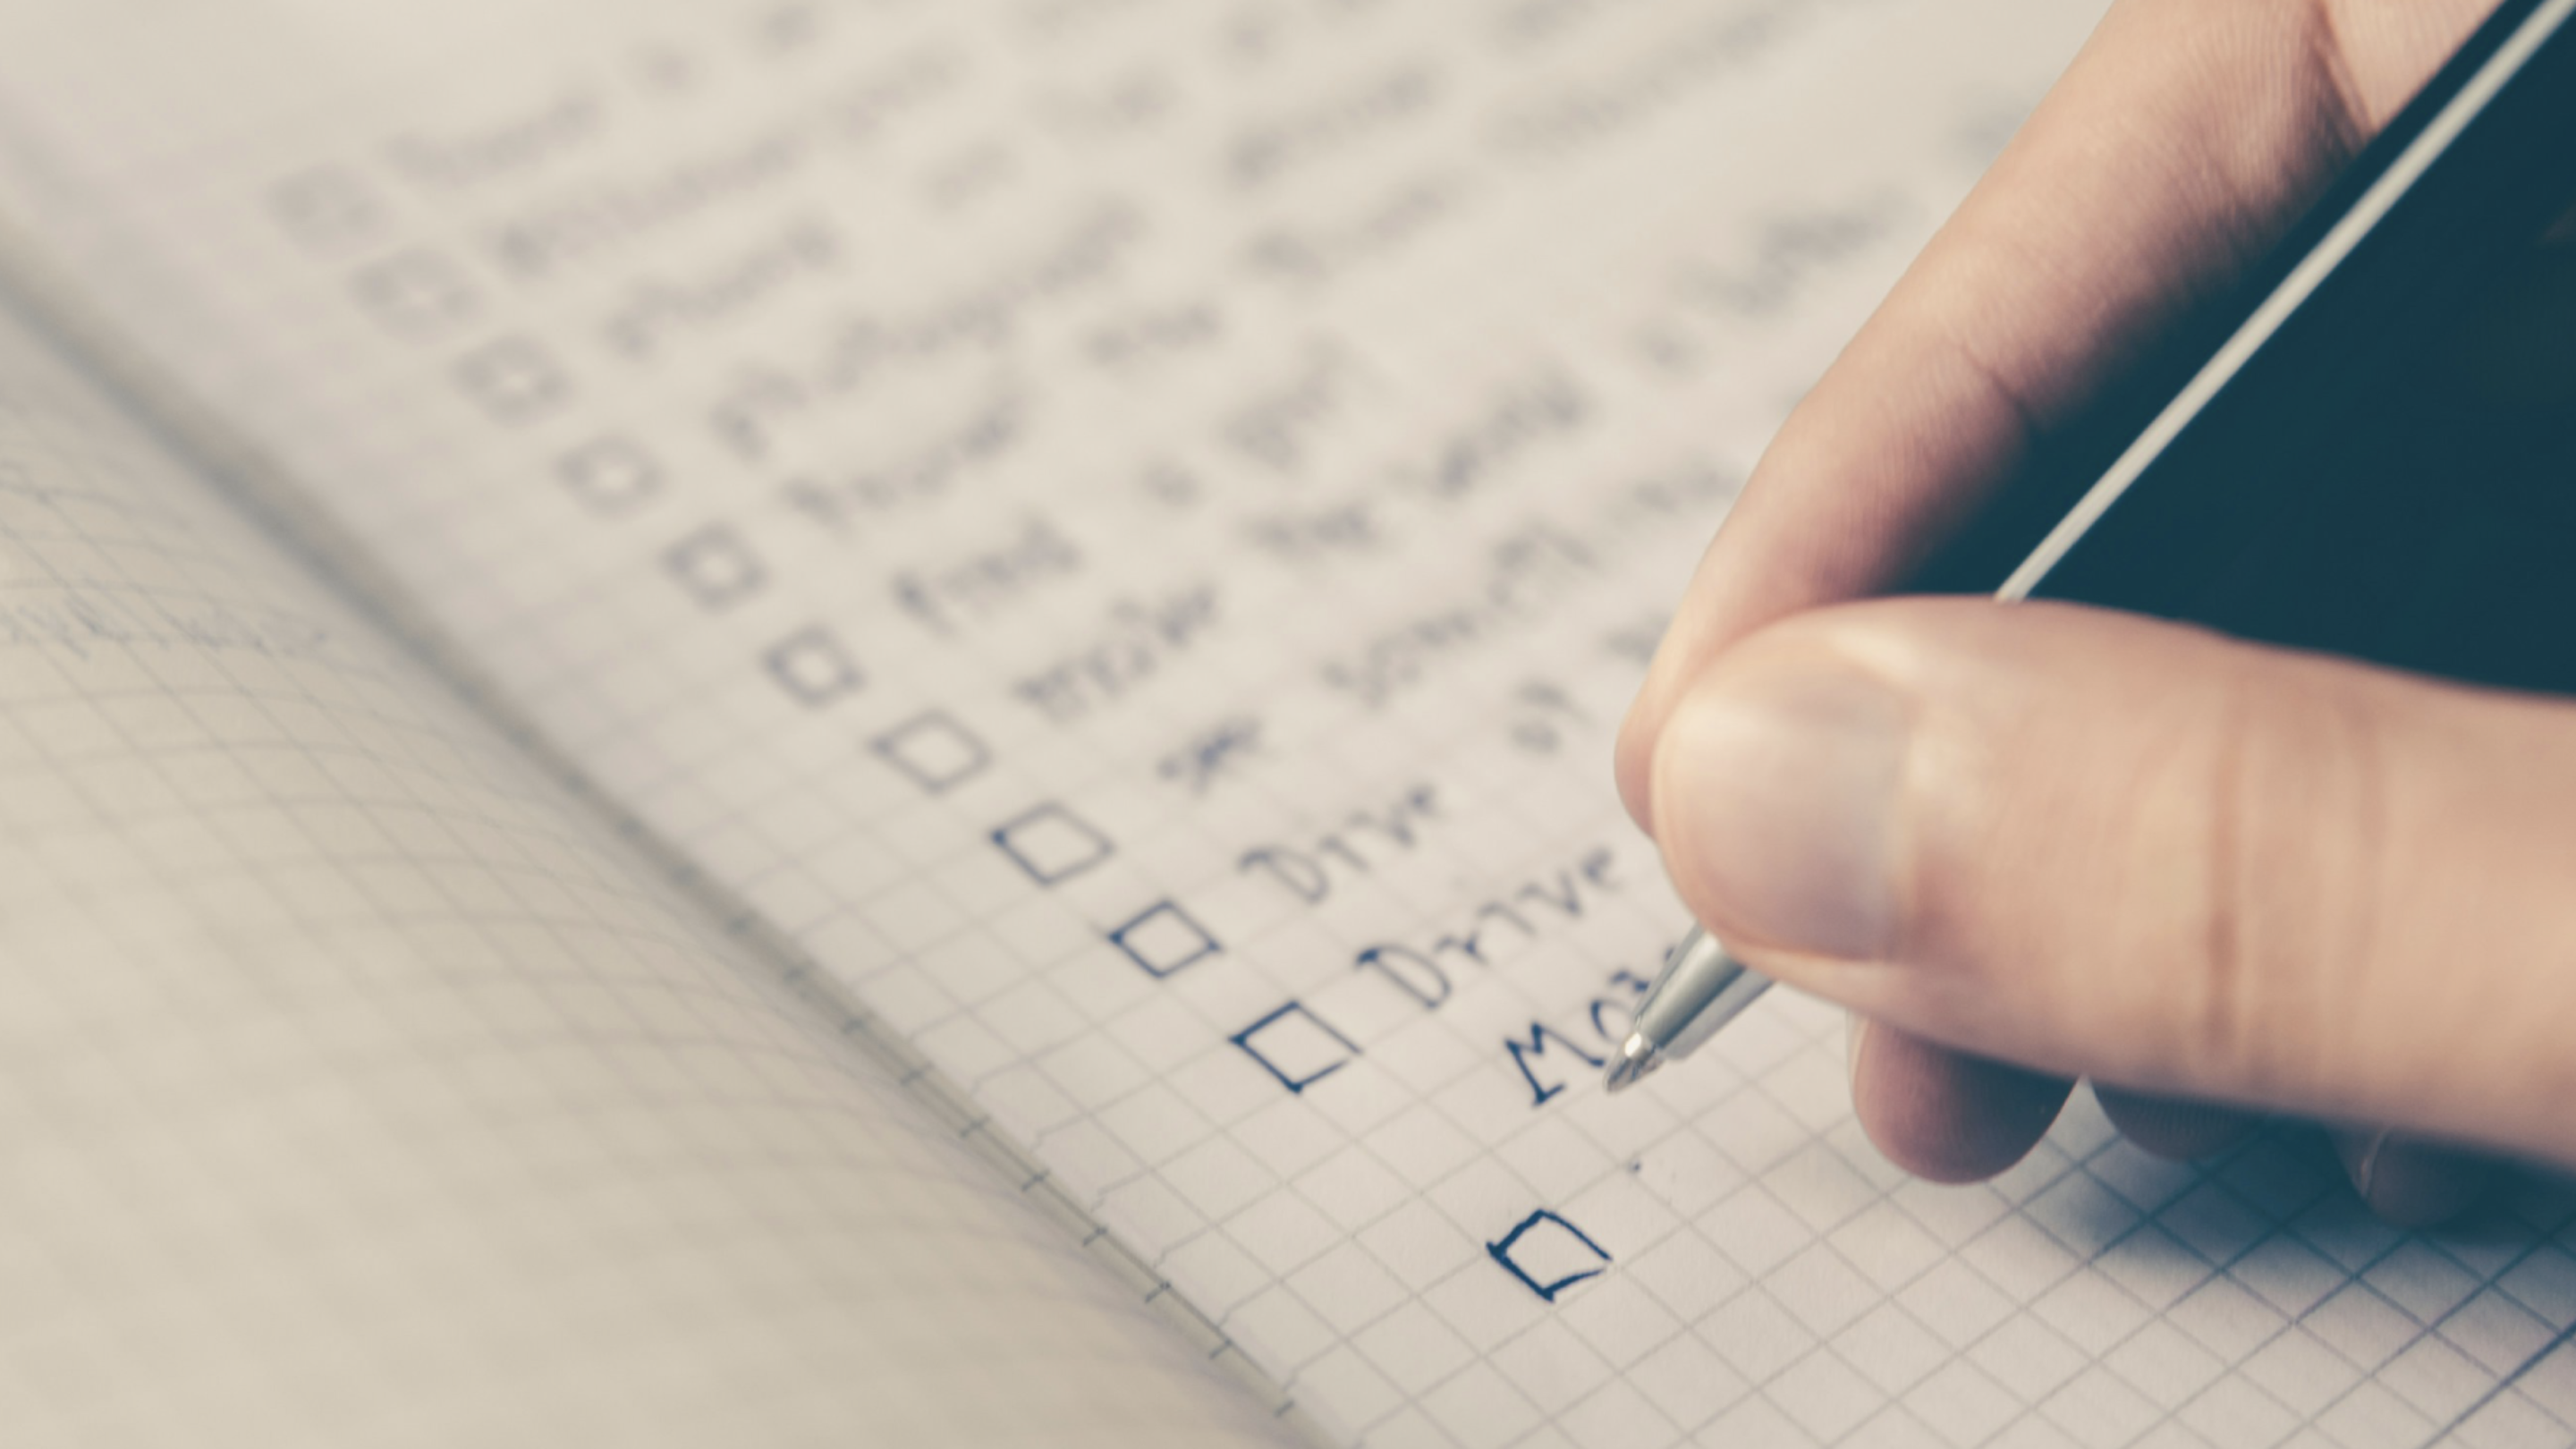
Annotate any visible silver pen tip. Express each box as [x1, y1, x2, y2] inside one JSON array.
[[1603, 1032, 1663, 1095]]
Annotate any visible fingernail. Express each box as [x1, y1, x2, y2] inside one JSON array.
[[2093, 1088, 2260, 1162], [2333, 1128, 2492, 1228], [1657, 658, 1908, 961]]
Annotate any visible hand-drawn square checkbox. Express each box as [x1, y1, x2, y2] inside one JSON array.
[[662, 524, 767, 610], [990, 802, 1114, 886], [1230, 1002, 1359, 1094], [352, 250, 479, 335], [870, 711, 989, 794], [1108, 901, 1221, 979], [764, 625, 864, 708], [556, 437, 664, 515], [453, 337, 571, 424], [268, 166, 384, 249], [1487, 1209, 1613, 1303]]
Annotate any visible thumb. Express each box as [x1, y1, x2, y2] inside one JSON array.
[[1647, 598, 2576, 1168]]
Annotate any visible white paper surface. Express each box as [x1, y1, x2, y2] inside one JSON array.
[[0, 1, 2570, 1443], [0, 259, 1298, 1449]]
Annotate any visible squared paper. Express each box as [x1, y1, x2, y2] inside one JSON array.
[[0, 1, 2568, 1445]]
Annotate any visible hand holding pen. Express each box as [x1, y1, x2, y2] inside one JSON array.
[[1612, 0, 2576, 1224]]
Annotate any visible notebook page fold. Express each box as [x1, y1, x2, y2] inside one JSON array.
[[1, 2, 2571, 1444], [0, 289, 1300, 1447]]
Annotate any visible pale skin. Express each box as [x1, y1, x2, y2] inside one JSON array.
[[1617, 0, 2576, 1224]]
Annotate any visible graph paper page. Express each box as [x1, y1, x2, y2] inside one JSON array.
[[0, 1, 2572, 1445], [0, 292, 1300, 1445]]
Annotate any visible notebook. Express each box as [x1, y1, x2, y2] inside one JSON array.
[[0, 1, 2567, 1445]]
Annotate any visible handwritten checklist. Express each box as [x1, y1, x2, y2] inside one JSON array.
[[0, 0, 2570, 1445]]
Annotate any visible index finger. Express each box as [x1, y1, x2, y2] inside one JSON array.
[[1614, 0, 2492, 833]]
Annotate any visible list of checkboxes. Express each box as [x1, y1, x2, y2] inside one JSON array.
[[1107, 900, 1222, 979], [1229, 1001, 1360, 1094], [352, 251, 479, 336], [764, 625, 865, 708], [556, 436, 664, 516], [662, 524, 767, 611], [1486, 1209, 1614, 1302], [269, 165, 384, 249], [454, 337, 572, 425], [990, 802, 1115, 886], [870, 711, 990, 794]]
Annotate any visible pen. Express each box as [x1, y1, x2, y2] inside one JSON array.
[[1607, 0, 2576, 1095], [1605, 927, 1767, 1091]]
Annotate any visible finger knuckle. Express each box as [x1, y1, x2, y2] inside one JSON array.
[[2183, 662, 2390, 1098]]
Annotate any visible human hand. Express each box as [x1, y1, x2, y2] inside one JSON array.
[[1616, 0, 2576, 1224]]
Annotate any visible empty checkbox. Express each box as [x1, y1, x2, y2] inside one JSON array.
[[764, 625, 864, 708], [269, 166, 384, 249], [1486, 1209, 1613, 1302], [352, 250, 479, 335], [1107, 900, 1221, 978], [454, 337, 571, 424], [556, 437, 663, 515], [870, 711, 989, 794], [990, 802, 1114, 885], [663, 524, 767, 610], [1229, 1001, 1359, 1094]]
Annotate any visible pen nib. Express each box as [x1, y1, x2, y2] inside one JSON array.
[[1603, 1033, 1662, 1095]]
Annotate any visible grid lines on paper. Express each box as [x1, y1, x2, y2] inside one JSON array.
[[0, 0, 2569, 1446], [0, 279, 1305, 1447]]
